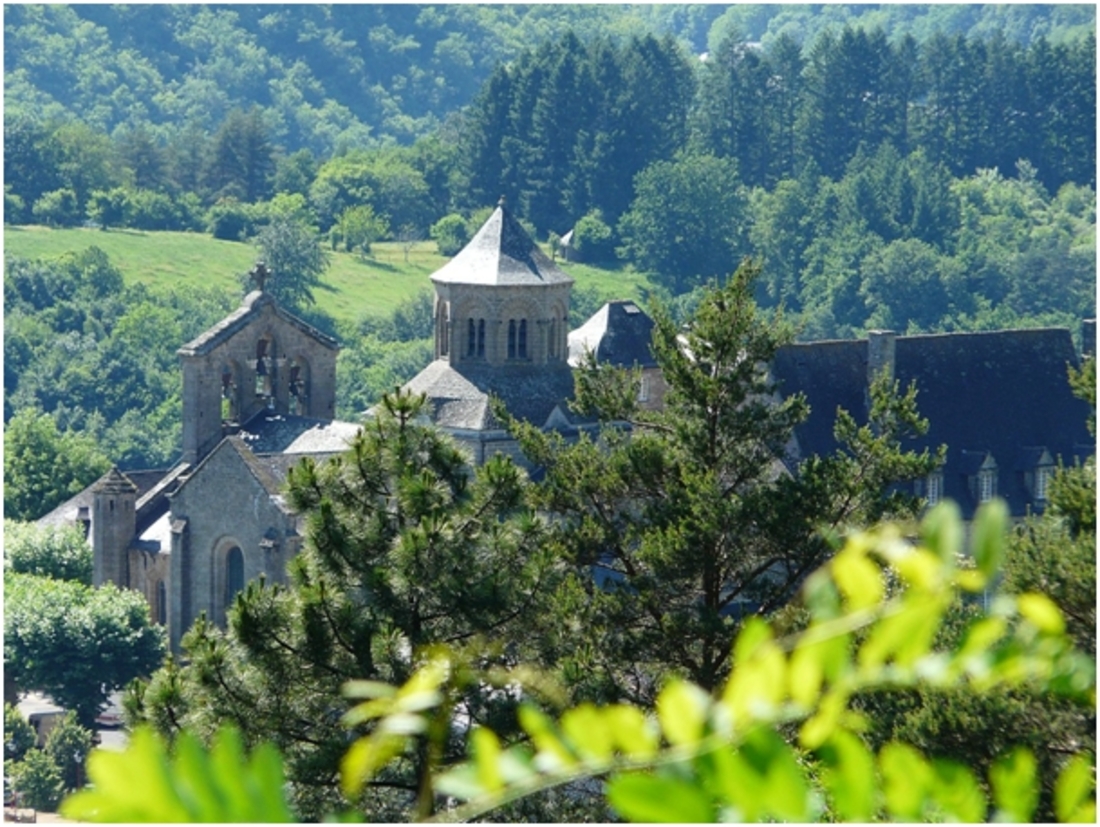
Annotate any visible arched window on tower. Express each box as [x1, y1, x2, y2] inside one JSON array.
[[224, 546, 244, 610], [518, 319, 528, 358], [477, 319, 485, 357], [155, 580, 167, 625], [220, 362, 239, 422], [288, 357, 309, 416], [255, 337, 273, 402], [468, 319, 477, 357], [508, 320, 517, 359], [548, 319, 557, 358]]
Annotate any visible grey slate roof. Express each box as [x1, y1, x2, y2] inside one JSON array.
[[37, 467, 172, 529], [236, 410, 360, 454], [430, 205, 573, 288], [771, 327, 1093, 518], [568, 300, 658, 368], [178, 291, 338, 356], [403, 359, 579, 431]]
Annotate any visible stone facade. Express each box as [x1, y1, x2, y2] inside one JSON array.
[[179, 290, 339, 465]]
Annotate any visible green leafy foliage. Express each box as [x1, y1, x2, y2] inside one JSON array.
[[9, 748, 64, 811], [44, 712, 94, 792], [4, 704, 37, 763], [60, 726, 293, 823], [252, 216, 330, 310], [4, 572, 166, 728], [3, 520, 93, 584]]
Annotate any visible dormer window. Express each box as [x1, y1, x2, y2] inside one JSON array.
[[1035, 465, 1052, 502], [978, 467, 997, 502], [925, 471, 943, 506]]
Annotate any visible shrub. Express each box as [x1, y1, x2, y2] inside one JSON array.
[[4, 705, 37, 763], [10, 748, 64, 811], [430, 213, 469, 256], [571, 209, 616, 263], [206, 198, 255, 241], [32, 189, 80, 227], [44, 713, 93, 792]]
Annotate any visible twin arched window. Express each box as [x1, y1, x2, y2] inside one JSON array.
[[467, 319, 486, 358], [507, 319, 528, 359]]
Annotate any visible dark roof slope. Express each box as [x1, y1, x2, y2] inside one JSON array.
[[236, 410, 360, 454], [178, 291, 338, 356], [430, 204, 573, 288], [568, 300, 658, 368], [403, 359, 579, 431], [772, 328, 1093, 517]]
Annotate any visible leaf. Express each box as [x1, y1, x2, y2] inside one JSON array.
[[880, 741, 933, 821], [607, 772, 715, 823], [340, 733, 405, 798], [561, 702, 614, 762], [605, 704, 659, 759], [818, 730, 875, 822], [970, 498, 1008, 579], [518, 705, 577, 771], [929, 759, 986, 823], [658, 679, 711, 747], [920, 500, 963, 562], [1055, 753, 1096, 823], [832, 548, 884, 611], [990, 747, 1038, 822], [1017, 592, 1066, 635], [471, 727, 504, 795]]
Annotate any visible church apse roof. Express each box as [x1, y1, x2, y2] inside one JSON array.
[[430, 204, 573, 288]]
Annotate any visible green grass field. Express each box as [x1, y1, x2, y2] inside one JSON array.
[[3, 225, 654, 326]]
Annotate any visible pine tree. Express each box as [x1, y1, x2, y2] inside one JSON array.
[[508, 260, 940, 704], [126, 389, 558, 820]]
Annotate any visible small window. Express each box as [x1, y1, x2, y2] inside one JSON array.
[[978, 469, 996, 502], [508, 320, 517, 359], [467, 319, 476, 357], [477, 319, 486, 357], [1035, 466, 1052, 502], [926, 472, 943, 506]]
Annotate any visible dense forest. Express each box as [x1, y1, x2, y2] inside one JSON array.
[[4, 4, 1096, 510]]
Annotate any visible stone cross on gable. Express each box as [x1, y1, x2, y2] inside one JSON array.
[[250, 261, 271, 293]]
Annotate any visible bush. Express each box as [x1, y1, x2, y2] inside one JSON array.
[[4, 520, 92, 584], [10, 748, 64, 811], [571, 209, 616, 263], [124, 189, 179, 231], [4, 704, 37, 763], [206, 198, 255, 241], [32, 189, 81, 227], [85, 188, 127, 230], [44, 713, 93, 792], [430, 213, 469, 256]]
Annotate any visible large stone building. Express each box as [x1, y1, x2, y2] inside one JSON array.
[[39, 204, 1094, 652]]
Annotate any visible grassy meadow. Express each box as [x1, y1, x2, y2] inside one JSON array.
[[3, 225, 654, 327]]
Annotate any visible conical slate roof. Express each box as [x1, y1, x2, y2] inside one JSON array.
[[430, 203, 573, 287]]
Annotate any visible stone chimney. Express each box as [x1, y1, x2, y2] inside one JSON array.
[[1082, 319, 1095, 359], [867, 330, 897, 385], [91, 467, 138, 588]]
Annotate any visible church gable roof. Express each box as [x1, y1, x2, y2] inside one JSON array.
[[178, 291, 338, 357], [430, 204, 573, 288], [173, 435, 291, 511], [236, 410, 361, 455]]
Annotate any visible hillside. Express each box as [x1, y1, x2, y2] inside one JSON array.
[[2, 225, 653, 327], [5, 4, 1092, 152]]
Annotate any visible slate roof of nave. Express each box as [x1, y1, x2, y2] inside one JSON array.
[[402, 359, 581, 431], [430, 204, 573, 288], [178, 290, 338, 356], [771, 326, 1093, 517]]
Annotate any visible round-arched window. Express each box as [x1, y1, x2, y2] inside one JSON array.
[[224, 546, 244, 609]]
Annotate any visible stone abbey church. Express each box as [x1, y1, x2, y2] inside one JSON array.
[[41, 205, 1093, 652]]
